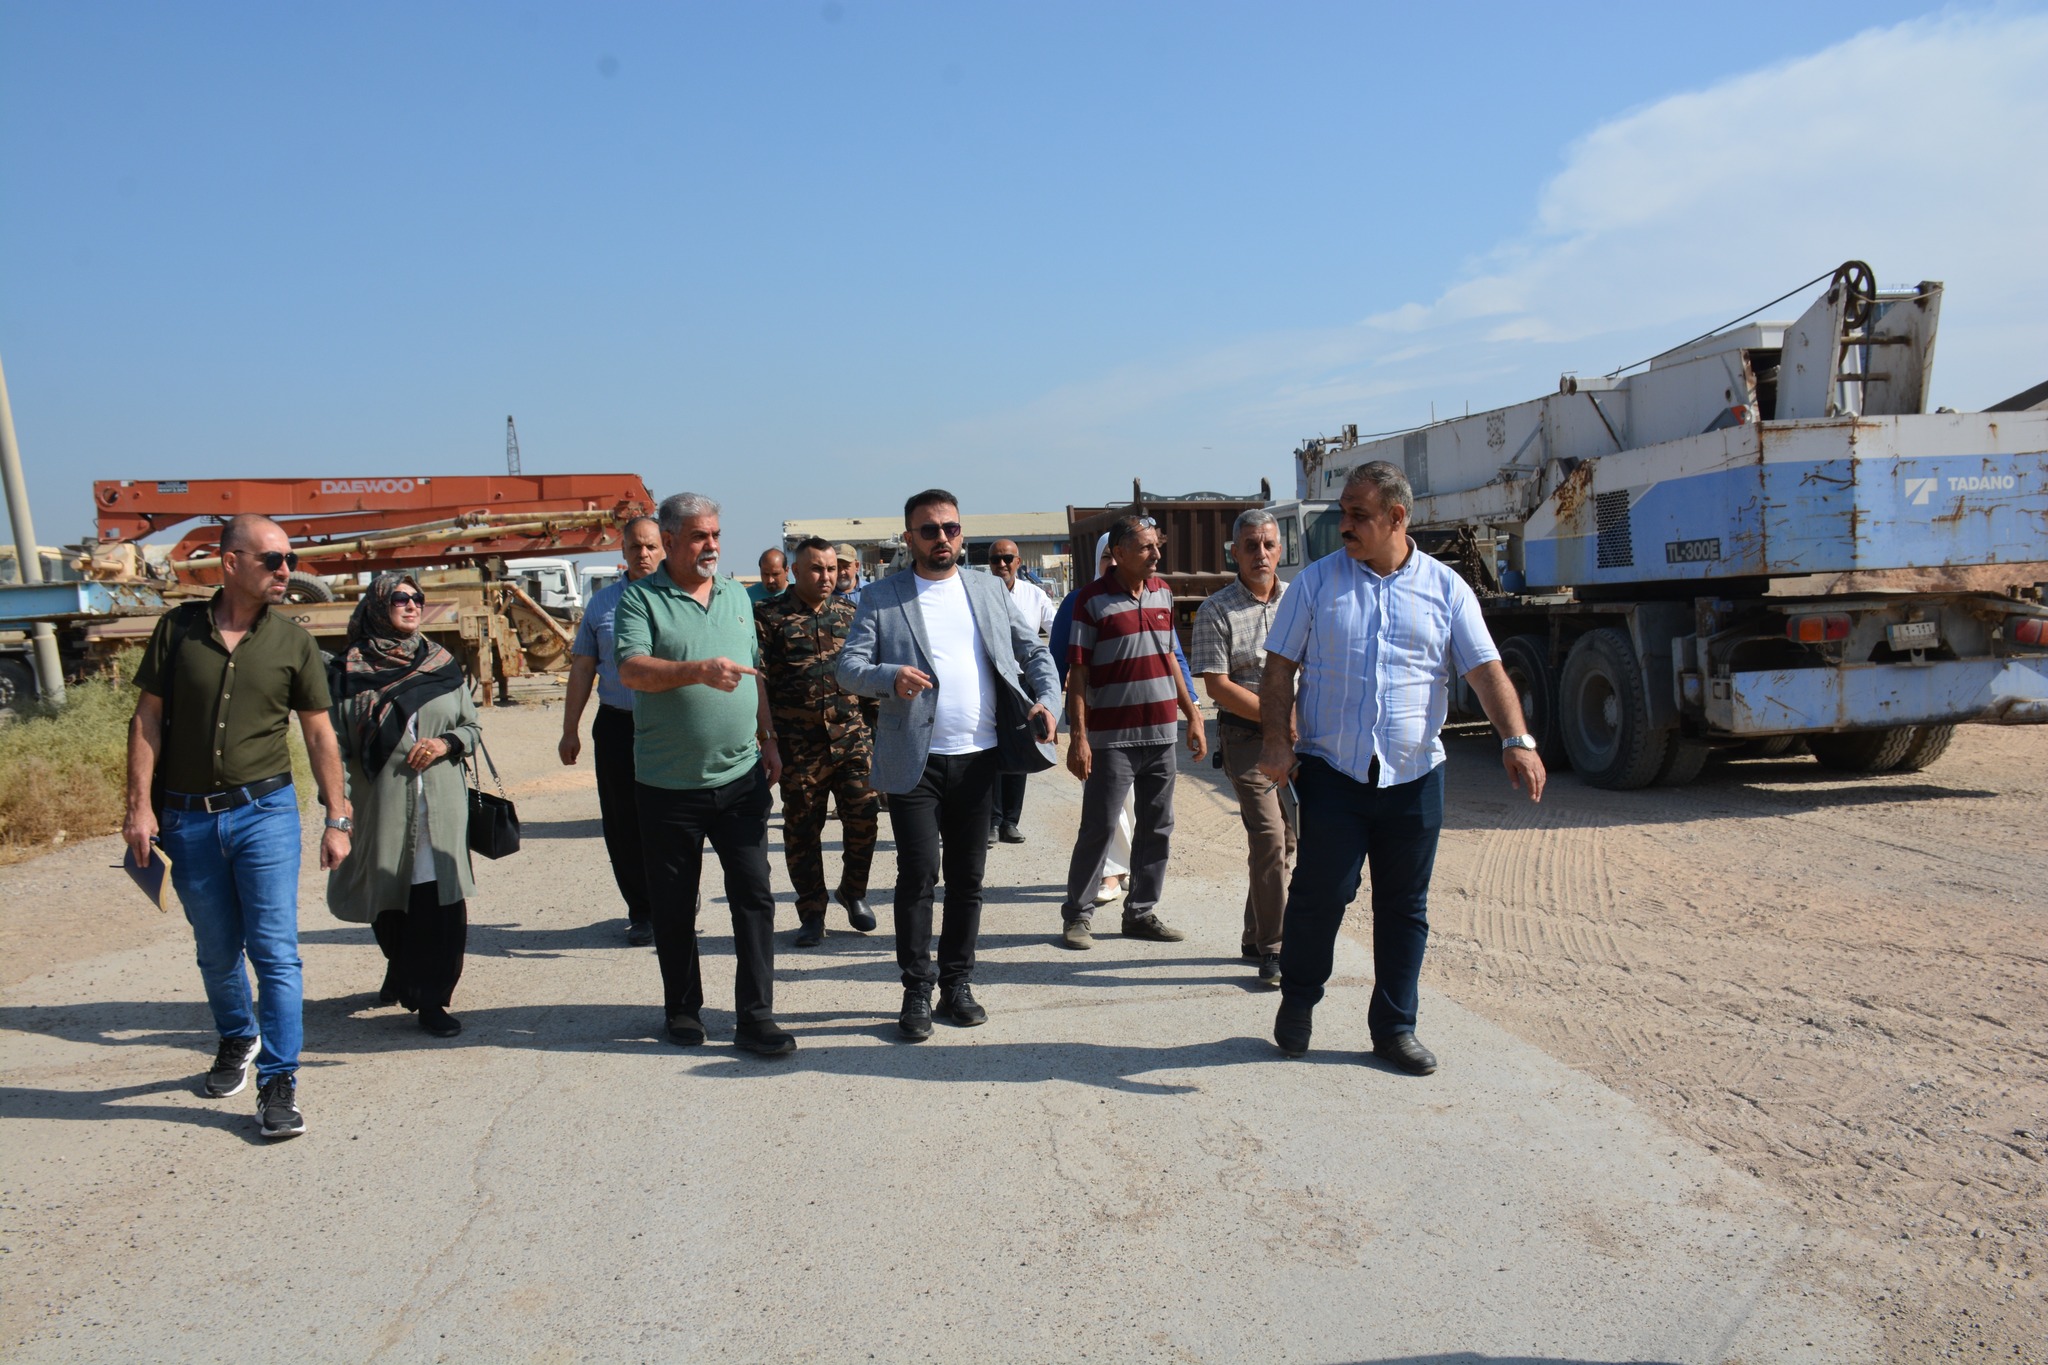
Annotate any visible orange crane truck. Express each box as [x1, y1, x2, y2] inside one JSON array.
[[14, 472, 659, 703]]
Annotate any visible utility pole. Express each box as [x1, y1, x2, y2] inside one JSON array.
[[0, 354, 67, 705], [505, 416, 521, 476]]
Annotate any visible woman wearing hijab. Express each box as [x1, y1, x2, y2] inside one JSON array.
[[327, 574, 483, 1038]]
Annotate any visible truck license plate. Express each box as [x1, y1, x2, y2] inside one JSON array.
[[1887, 620, 1940, 650]]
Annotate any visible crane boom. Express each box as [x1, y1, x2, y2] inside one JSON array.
[[91, 473, 657, 585]]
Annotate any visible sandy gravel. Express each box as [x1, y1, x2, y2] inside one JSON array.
[[1168, 719, 2046, 1363]]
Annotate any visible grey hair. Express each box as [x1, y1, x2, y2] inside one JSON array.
[[1232, 507, 1278, 539], [657, 492, 721, 535], [1342, 461, 1413, 518]]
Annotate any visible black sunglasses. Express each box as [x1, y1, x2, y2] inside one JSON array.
[[389, 591, 426, 607], [914, 521, 964, 542], [990, 554, 1017, 565], [237, 550, 301, 572]]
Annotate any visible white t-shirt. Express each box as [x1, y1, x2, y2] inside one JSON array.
[[913, 572, 998, 755], [1004, 577, 1057, 634]]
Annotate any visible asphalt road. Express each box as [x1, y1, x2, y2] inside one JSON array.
[[1, 702, 1876, 1363]]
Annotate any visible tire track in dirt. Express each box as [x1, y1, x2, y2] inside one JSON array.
[[1420, 726, 2047, 1364]]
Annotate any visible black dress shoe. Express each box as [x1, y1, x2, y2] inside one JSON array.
[[665, 1012, 706, 1046], [734, 1020, 796, 1056], [1372, 1033, 1438, 1075], [377, 965, 401, 1006], [835, 889, 877, 934], [793, 916, 825, 948], [898, 985, 934, 1041], [936, 983, 987, 1027], [998, 823, 1026, 844], [1274, 1001, 1313, 1058], [626, 920, 655, 947], [986, 826, 999, 847], [418, 1007, 462, 1039]]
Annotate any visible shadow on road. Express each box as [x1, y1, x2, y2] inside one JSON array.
[[0, 1076, 282, 1145], [1340, 1357, 1680, 1365], [0, 990, 1334, 1103]]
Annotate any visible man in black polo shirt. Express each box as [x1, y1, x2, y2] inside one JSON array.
[[124, 515, 353, 1140]]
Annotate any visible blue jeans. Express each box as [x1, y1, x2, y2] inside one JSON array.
[[159, 785, 304, 1081], [1277, 757, 1444, 1041]]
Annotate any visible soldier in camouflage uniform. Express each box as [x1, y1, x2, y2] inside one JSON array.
[[756, 537, 880, 946]]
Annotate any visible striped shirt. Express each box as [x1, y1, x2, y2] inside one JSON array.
[[1068, 573, 1182, 748], [1264, 541, 1499, 786]]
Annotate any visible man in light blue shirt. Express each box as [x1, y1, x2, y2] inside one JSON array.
[[561, 517, 664, 945], [1258, 461, 1545, 1075]]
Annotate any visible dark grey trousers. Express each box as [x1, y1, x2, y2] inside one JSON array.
[[1060, 742, 1176, 921]]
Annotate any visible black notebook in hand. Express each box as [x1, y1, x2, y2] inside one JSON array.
[[123, 840, 174, 913]]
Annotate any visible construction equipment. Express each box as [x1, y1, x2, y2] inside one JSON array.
[[91, 473, 652, 588], [1269, 261, 2048, 788], [0, 472, 658, 711], [505, 416, 522, 476], [1066, 479, 1272, 649]]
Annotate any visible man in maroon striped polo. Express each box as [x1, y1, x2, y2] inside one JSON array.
[[1058, 513, 1208, 949]]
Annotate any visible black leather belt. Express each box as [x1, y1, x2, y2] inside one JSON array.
[[163, 773, 292, 814]]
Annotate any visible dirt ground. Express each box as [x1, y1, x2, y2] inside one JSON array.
[[6, 681, 2042, 1362], [1171, 721, 2045, 1365]]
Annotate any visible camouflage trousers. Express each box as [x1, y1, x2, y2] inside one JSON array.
[[779, 726, 879, 916]]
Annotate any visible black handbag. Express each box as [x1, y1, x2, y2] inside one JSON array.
[[465, 736, 521, 859], [994, 674, 1058, 775]]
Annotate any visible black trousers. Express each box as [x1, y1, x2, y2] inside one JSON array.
[[992, 771, 1027, 829], [889, 748, 999, 989], [636, 763, 776, 1025], [1279, 757, 1443, 1041], [593, 705, 652, 924], [371, 882, 468, 1009]]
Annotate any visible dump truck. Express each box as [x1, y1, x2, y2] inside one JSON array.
[[1067, 479, 1273, 651], [1269, 262, 2048, 788]]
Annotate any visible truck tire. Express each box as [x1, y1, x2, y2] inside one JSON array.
[[1655, 738, 1711, 786], [1889, 724, 1955, 773], [284, 571, 336, 604], [1499, 635, 1568, 769], [1560, 627, 1670, 790], [1809, 727, 1917, 773], [0, 658, 36, 716], [1736, 735, 1800, 758]]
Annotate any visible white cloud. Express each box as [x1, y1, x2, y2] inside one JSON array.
[[1433, 9, 2048, 357], [963, 8, 2048, 491]]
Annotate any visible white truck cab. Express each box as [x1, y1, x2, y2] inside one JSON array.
[[1263, 500, 1342, 583], [510, 558, 582, 617]]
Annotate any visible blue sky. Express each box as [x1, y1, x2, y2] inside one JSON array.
[[4, 1, 2044, 562]]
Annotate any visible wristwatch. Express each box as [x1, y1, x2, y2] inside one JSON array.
[[1501, 734, 1539, 752], [324, 815, 354, 833]]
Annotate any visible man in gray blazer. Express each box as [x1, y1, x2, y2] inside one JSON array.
[[838, 489, 1062, 1040]]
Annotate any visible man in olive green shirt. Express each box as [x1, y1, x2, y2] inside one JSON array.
[[124, 514, 352, 1140], [614, 492, 793, 1057]]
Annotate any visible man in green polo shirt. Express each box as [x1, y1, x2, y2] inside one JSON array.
[[614, 491, 794, 1057], [123, 514, 353, 1140]]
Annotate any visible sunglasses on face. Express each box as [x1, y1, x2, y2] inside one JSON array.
[[990, 554, 1017, 565], [237, 550, 301, 572], [389, 591, 426, 608], [914, 521, 964, 542]]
